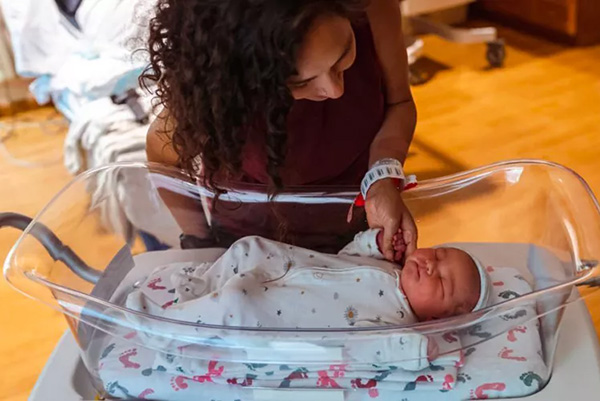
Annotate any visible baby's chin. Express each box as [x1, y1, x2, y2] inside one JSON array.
[[399, 263, 418, 290], [399, 274, 418, 296]]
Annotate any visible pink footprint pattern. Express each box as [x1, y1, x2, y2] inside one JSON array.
[[443, 331, 459, 343], [351, 378, 379, 398], [192, 360, 224, 383], [170, 360, 224, 392], [162, 299, 177, 309], [170, 375, 189, 391], [416, 374, 434, 383], [118, 349, 141, 369], [227, 377, 254, 387], [442, 374, 455, 390], [499, 347, 527, 361], [507, 326, 527, 342], [316, 371, 342, 389], [147, 277, 167, 290], [329, 364, 347, 378], [138, 389, 155, 399], [470, 382, 506, 399]]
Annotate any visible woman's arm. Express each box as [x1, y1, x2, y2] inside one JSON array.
[[147, 108, 210, 239], [367, 0, 416, 165], [365, 1, 418, 260]]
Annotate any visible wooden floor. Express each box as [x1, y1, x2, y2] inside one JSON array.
[[1, 23, 600, 400]]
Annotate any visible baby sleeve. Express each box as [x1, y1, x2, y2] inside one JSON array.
[[338, 229, 385, 259]]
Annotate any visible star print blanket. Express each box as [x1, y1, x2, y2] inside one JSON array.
[[112, 237, 547, 399]]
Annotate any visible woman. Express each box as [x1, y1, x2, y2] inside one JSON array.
[[145, 0, 417, 260]]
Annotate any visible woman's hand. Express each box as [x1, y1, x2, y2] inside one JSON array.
[[365, 178, 418, 262], [376, 228, 407, 263]]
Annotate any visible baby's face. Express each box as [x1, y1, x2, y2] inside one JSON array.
[[400, 248, 480, 321]]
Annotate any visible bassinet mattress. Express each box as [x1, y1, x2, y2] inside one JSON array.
[[98, 318, 546, 401], [95, 245, 548, 400]]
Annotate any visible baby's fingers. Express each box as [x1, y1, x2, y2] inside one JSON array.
[[394, 250, 405, 262], [394, 242, 406, 252]]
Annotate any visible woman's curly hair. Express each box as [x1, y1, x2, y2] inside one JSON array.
[[141, 0, 365, 191]]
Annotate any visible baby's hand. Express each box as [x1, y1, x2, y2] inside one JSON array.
[[376, 229, 407, 263]]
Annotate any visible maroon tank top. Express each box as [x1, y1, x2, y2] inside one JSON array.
[[205, 22, 384, 252], [239, 22, 385, 186]]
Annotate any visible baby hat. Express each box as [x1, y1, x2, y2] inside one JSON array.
[[435, 245, 491, 311], [469, 251, 491, 311]]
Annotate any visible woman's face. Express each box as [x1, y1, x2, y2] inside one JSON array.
[[288, 15, 357, 101]]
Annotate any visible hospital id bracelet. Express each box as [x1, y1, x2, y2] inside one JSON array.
[[360, 158, 406, 199]]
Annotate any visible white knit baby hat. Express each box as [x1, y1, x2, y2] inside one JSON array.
[[434, 245, 491, 312]]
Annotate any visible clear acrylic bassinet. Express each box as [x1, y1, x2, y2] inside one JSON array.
[[4, 160, 600, 401]]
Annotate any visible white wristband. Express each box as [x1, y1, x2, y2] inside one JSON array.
[[361, 158, 405, 199]]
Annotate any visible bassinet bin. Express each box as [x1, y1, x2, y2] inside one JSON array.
[[4, 160, 600, 400]]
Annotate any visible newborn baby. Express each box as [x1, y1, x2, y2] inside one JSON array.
[[128, 229, 490, 330], [127, 230, 490, 370]]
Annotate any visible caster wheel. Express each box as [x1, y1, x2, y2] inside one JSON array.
[[486, 39, 506, 68]]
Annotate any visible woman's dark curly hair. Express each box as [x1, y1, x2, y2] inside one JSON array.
[[141, 0, 366, 191]]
